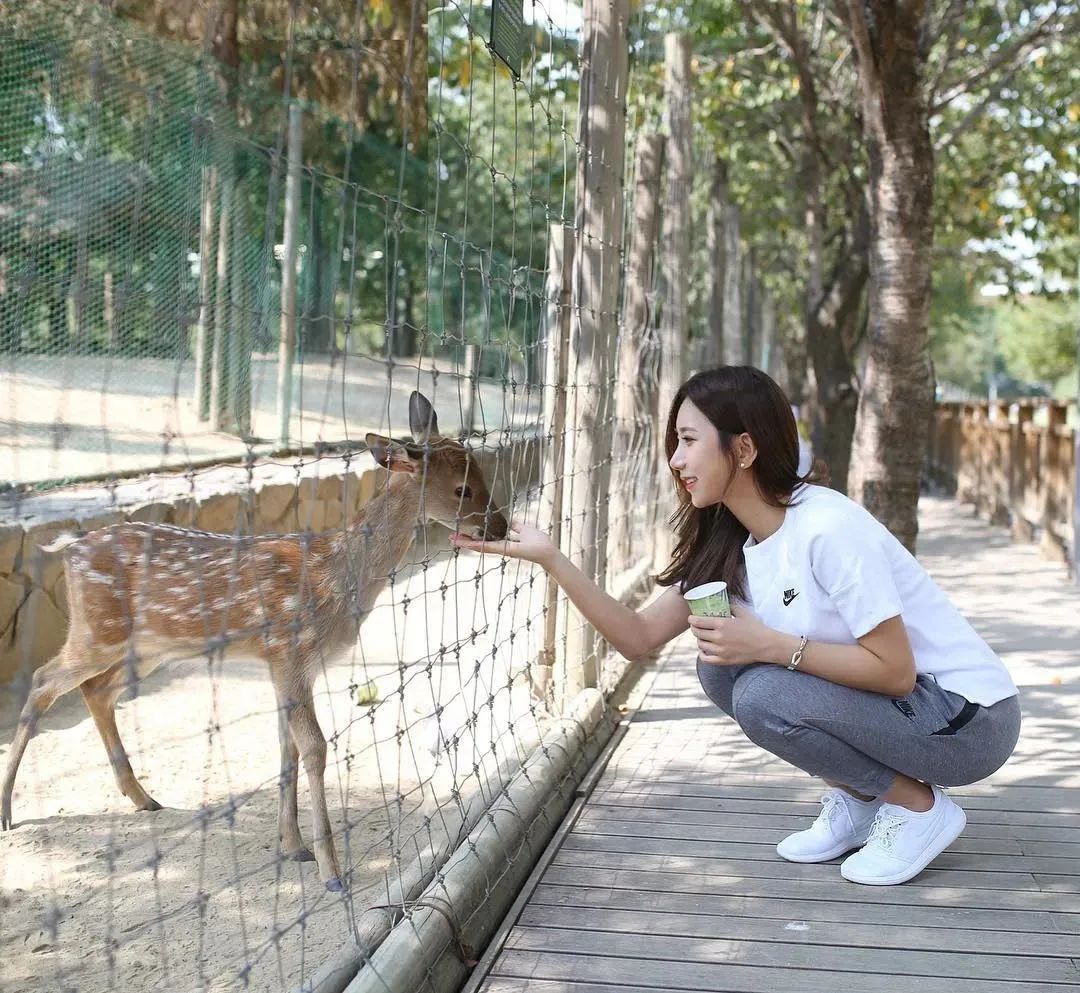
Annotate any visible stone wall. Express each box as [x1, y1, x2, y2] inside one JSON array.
[[0, 435, 540, 687]]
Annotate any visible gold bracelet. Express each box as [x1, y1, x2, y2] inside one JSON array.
[[787, 634, 808, 671]]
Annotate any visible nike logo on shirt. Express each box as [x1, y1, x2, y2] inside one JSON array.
[[783, 589, 799, 606]]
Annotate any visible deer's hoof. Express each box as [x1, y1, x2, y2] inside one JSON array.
[[139, 798, 164, 812], [291, 848, 316, 863], [325, 877, 345, 893]]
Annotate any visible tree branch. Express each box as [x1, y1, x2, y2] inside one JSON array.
[[932, 7, 1068, 111]]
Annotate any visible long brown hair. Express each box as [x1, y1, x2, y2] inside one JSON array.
[[656, 366, 828, 602]]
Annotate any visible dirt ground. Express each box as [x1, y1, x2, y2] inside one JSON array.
[[0, 541, 553, 993], [0, 353, 541, 485]]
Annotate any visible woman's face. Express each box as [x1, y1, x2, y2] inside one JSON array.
[[669, 399, 734, 508]]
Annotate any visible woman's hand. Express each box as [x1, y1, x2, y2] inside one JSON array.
[[448, 519, 556, 567], [688, 608, 774, 666]]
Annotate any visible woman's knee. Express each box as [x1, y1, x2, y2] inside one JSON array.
[[732, 666, 796, 739]]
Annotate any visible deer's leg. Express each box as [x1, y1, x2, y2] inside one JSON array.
[[79, 669, 162, 813], [286, 687, 343, 891], [2, 645, 101, 830], [275, 695, 313, 862]]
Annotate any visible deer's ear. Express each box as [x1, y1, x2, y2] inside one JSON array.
[[409, 392, 441, 444], [366, 433, 417, 473]]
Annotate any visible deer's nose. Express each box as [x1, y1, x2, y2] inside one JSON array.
[[482, 512, 509, 541]]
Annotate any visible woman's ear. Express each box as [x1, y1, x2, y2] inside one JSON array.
[[736, 433, 758, 469]]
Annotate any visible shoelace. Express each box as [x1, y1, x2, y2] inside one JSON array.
[[863, 809, 908, 852], [815, 791, 846, 828]]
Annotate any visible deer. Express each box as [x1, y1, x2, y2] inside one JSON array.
[[0, 392, 508, 891]]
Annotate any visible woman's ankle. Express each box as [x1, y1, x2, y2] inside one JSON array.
[[881, 776, 934, 812]]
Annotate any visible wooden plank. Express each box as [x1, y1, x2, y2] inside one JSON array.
[[596, 775, 1080, 812], [553, 847, 1046, 891], [503, 925, 1080, 983], [484, 981, 652, 993], [527, 881, 1074, 937], [586, 791, 1080, 828], [590, 780, 1080, 815], [575, 806, 1080, 845], [489, 947, 1080, 993], [571, 816, 1033, 855], [560, 832, 1080, 875], [540, 862, 1080, 913], [516, 902, 1080, 959]]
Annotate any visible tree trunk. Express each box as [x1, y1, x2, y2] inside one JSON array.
[[807, 205, 869, 493], [617, 131, 664, 425], [721, 203, 744, 365], [844, 0, 935, 551], [705, 158, 727, 366], [302, 185, 335, 354]]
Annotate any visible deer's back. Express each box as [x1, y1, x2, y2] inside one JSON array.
[[62, 524, 344, 660]]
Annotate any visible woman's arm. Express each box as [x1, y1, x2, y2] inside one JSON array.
[[449, 521, 691, 660], [691, 612, 917, 697]]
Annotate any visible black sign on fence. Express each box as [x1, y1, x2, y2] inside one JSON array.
[[490, 0, 524, 79]]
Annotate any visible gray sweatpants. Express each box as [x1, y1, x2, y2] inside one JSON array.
[[697, 660, 1022, 796]]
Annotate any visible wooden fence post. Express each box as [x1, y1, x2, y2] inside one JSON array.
[[193, 165, 218, 420], [616, 132, 664, 428], [1041, 403, 1069, 563], [1011, 403, 1035, 541], [654, 32, 692, 571], [536, 224, 574, 710], [277, 103, 302, 450], [557, 0, 629, 710]]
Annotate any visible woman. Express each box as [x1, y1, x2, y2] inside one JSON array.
[[450, 366, 1021, 886]]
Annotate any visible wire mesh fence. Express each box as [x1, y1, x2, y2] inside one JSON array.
[[0, 1, 678, 991]]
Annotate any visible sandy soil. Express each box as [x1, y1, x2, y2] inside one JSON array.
[[0, 541, 553, 993], [0, 353, 541, 485]]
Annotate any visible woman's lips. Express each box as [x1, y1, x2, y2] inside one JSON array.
[[683, 477, 697, 491]]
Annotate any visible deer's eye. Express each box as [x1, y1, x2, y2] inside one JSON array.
[[455, 485, 472, 500]]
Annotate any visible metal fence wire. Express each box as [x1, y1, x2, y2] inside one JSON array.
[[0, 0, 675, 991]]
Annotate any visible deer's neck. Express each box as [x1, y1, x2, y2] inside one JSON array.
[[331, 473, 422, 613]]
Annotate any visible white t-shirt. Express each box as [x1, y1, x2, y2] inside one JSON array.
[[740, 484, 1017, 706]]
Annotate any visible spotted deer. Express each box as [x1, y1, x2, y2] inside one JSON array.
[[1, 392, 508, 891]]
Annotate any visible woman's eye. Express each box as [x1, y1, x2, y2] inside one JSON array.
[[455, 486, 472, 500]]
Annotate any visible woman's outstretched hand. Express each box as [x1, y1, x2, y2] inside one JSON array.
[[449, 519, 556, 567]]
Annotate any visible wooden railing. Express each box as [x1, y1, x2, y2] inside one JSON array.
[[927, 400, 1077, 569]]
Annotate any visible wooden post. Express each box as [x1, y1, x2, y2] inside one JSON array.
[[537, 225, 574, 709], [229, 208, 251, 437], [653, 32, 692, 570], [461, 342, 480, 435], [209, 169, 233, 432], [612, 132, 663, 578], [1012, 402, 1035, 541], [193, 165, 218, 419], [1042, 403, 1069, 563], [616, 131, 664, 427], [990, 400, 1010, 526], [277, 104, 302, 450], [558, 0, 629, 710]]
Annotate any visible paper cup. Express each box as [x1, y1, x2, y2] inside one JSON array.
[[683, 581, 731, 618]]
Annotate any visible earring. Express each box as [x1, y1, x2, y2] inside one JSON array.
[[739, 463, 746, 468]]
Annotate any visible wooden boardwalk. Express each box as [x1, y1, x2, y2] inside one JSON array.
[[472, 496, 1080, 993]]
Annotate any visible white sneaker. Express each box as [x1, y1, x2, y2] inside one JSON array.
[[840, 785, 967, 885], [776, 789, 882, 863]]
